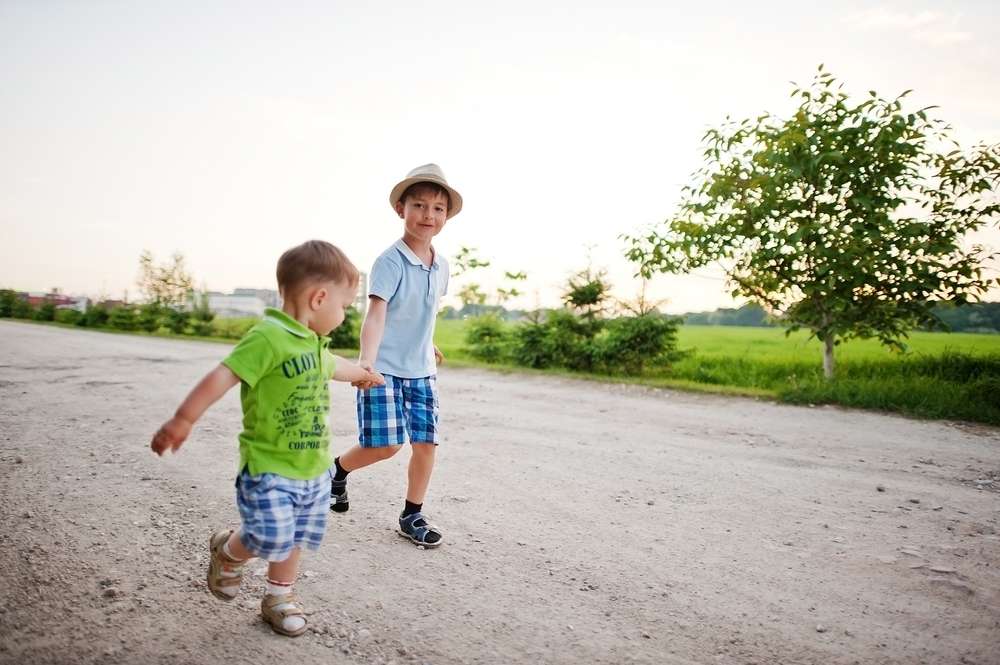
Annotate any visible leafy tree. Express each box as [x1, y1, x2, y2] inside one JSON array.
[[563, 267, 611, 321], [625, 66, 1000, 378], [79, 303, 109, 327], [165, 308, 190, 334], [464, 314, 509, 362], [0, 290, 18, 317], [138, 250, 193, 310], [593, 314, 680, 374]]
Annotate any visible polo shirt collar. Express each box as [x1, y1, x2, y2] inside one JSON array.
[[263, 307, 315, 340], [394, 238, 440, 269]]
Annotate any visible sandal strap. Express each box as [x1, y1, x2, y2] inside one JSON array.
[[262, 593, 304, 616]]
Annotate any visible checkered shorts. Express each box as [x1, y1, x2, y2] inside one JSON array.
[[235, 468, 332, 562], [357, 374, 439, 447]]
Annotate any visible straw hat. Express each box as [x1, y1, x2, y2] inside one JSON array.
[[388, 163, 463, 219]]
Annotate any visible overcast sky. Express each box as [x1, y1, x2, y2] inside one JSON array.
[[2, 1, 998, 313]]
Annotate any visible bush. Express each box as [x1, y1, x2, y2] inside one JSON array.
[[165, 309, 190, 334], [593, 314, 680, 374], [328, 307, 360, 349], [464, 314, 510, 362], [0, 290, 18, 317], [539, 309, 601, 371], [137, 303, 164, 333], [55, 309, 82, 325], [510, 316, 552, 368], [79, 304, 109, 327], [33, 301, 56, 321], [12, 298, 34, 319], [108, 306, 138, 331], [212, 317, 258, 340]]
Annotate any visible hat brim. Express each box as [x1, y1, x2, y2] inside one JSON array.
[[389, 176, 463, 219]]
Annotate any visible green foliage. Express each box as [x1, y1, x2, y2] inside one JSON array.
[[33, 301, 56, 322], [165, 308, 190, 334], [108, 306, 138, 331], [55, 309, 82, 325], [212, 317, 258, 340], [327, 307, 360, 349], [12, 298, 34, 319], [137, 250, 193, 309], [562, 267, 611, 320], [684, 303, 775, 327], [79, 303, 109, 327], [137, 303, 164, 333], [0, 290, 18, 317], [509, 313, 552, 368], [593, 314, 681, 373], [189, 290, 216, 337], [624, 66, 1000, 378], [464, 314, 510, 362]]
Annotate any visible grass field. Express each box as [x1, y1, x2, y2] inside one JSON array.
[[434, 319, 1000, 425]]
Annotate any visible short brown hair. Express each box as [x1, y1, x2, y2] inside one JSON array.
[[399, 181, 451, 212], [276, 240, 359, 298]]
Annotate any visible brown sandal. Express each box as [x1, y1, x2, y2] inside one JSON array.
[[206, 529, 245, 601], [261, 593, 308, 637]]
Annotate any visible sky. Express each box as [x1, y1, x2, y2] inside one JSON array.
[[2, 1, 998, 314]]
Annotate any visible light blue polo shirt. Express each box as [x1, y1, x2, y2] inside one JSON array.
[[369, 239, 449, 378]]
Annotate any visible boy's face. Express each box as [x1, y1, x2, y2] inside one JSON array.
[[311, 279, 358, 337], [396, 189, 449, 244]]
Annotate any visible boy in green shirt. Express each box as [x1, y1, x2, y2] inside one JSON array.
[[150, 240, 382, 637]]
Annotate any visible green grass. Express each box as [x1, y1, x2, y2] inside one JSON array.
[[435, 318, 1000, 425]]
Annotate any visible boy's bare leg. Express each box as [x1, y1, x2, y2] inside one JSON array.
[[224, 531, 254, 561], [338, 443, 403, 471], [406, 443, 436, 504], [264, 548, 306, 634]]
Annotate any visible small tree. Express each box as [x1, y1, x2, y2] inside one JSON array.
[[138, 250, 193, 310], [625, 66, 1000, 378], [189, 289, 216, 337], [563, 266, 612, 321]]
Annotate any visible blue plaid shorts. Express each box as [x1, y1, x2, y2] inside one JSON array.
[[357, 374, 439, 447], [235, 468, 332, 562]]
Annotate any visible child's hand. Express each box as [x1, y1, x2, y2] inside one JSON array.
[[151, 416, 192, 456], [365, 369, 385, 387], [434, 345, 445, 365]]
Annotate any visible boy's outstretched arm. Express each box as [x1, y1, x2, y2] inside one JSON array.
[[332, 357, 384, 385], [150, 364, 240, 456], [358, 296, 387, 371], [353, 296, 387, 389]]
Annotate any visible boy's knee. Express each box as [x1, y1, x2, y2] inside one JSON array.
[[374, 445, 403, 460]]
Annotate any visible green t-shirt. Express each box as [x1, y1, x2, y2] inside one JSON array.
[[222, 308, 336, 480]]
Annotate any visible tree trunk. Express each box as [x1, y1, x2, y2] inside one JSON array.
[[823, 335, 835, 380]]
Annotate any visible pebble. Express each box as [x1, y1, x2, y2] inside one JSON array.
[[816, 625, 828, 633], [103, 587, 120, 598], [646, 500, 655, 506], [930, 566, 956, 574], [325, 639, 337, 649], [876, 485, 886, 492], [908, 498, 920, 504]]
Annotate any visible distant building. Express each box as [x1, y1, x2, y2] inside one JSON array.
[[206, 292, 267, 318], [233, 288, 280, 308]]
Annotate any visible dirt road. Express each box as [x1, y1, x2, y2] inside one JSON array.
[[1, 320, 998, 664]]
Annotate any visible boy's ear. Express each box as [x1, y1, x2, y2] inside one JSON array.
[[394, 200, 405, 218], [309, 287, 327, 311]]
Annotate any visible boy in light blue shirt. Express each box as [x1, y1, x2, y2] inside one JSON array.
[[329, 164, 463, 548]]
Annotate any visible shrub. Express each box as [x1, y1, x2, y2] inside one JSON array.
[[0, 290, 18, 317], [510, 315, 552, 368], [540, 309, 601, 371], [79, 304, 109, 327], [212, 317, 258, 340], [593, 314, 681, 374], [165, 309, 190, 334], [55, 309, 82, 325], [464, 314, 509, 362], [328, 307, 360, 349], [34, 301, 56, 321], [137, 303, 164, 333], [108, 306, 138, 331]]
